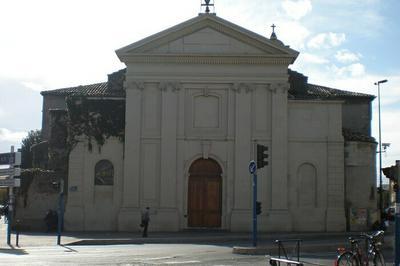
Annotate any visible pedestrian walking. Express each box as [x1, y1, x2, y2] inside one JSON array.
[[141, 207, 150, 237]]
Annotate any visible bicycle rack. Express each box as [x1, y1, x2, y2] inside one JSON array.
[[269, 239, 303, 266]]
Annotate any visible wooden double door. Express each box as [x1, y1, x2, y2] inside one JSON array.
[[188, 159, 222, 228]]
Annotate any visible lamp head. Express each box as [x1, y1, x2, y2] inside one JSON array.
[[375, 79, 388, 85], [382, 143, 391, 149]]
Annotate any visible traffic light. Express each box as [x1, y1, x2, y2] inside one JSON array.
[[256, 144, 268, 169], [256, 201, 262, 215]]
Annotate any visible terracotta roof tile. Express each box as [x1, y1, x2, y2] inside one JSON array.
[[41, 82, 125, 97], [305, 84, 375, 99]]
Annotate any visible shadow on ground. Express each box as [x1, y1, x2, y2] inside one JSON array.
[[0, 246, 28, 255]]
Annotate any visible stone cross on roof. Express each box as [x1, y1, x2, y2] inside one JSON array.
[[201, 0, 214, 14], [270, 23, 277, 40]]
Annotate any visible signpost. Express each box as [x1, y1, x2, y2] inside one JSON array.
[[249, 160, 257, 247], [0, 147, 21, 245]]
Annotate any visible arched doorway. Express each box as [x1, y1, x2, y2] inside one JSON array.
[[188, 158, 222, 228]]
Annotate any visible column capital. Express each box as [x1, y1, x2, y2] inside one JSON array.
[[125, 80, 145, 91], [269, 82, 290, 93], [230, 83, 255, 94], [158, 81, 182, 92]]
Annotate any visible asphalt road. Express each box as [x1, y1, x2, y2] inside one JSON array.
[[0, 243, 342, 265]]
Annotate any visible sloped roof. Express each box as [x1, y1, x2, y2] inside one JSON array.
[[288, 70, 375, 100], [305, 84, 374, 99], [41, 69, 126, 97], [41, 69, 374, 101], [41, 82, 110, 97]]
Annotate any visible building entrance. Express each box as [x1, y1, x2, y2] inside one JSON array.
[[188, 158, 222, 228]]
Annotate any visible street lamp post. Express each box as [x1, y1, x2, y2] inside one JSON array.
[[374, 79, 388, 222]]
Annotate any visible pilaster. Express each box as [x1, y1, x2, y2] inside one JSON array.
[[159, 81, 180, 208], [121, 80, 143, 208], [230, 83, 253, 229], [270, 82, 289, 210]]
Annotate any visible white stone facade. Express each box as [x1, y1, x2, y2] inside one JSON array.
[[61, 14, 366, 232]]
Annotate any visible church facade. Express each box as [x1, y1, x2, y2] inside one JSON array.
[[40, 14, 377, 232]]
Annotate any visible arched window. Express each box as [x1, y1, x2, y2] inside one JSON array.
[[94, 160, 114, 186]]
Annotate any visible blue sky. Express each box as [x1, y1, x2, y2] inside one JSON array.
[[0, 0, 399, 174]]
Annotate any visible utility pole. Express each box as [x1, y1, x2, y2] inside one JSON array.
[[7, 146, 14, 245], [375, 79, 388, 221], [395, 160, 400, 266]]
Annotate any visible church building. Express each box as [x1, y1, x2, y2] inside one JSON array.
[[40, 10, 377, 232]]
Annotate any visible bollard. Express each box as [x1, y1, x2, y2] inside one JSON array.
[[15, 219, 20, 247]]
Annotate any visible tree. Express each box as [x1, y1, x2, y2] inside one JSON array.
[[20, 130, 42, 169]]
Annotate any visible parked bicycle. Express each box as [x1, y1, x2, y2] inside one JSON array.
[[335, 231, 385, 266]]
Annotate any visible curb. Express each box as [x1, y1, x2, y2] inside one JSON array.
[[232, 242, 345, 255], [233, 246, 274, 255]]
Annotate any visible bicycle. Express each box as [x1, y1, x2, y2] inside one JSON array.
[[335, 231, 385, 266]]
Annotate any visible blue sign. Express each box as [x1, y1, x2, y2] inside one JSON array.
[[249, 160, 257, 174]]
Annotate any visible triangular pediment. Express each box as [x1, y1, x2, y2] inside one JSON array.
[[145, 27, 267, 55], [116, 14, 299, 63]]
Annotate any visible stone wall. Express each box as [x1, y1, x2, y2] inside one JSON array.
[[15, 169, 60, 231], [344, 141, 377, 231], [41, 95, 67, 140]]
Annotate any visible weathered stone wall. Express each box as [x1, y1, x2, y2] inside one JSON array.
[[15, 169, 60, 231], [344, 141, 377, 231], [342, 100, 372, 136], [41, 95, 67, 140], [288, 100, 345, 232], [64, 137, 124, 231]]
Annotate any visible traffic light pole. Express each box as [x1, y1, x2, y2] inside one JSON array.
[[252, 170, 257, 247], [395, 160, 400, 266]]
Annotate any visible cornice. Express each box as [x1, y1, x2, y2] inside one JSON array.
[[122, 54, 294, 65]]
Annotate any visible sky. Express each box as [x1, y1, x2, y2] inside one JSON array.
[[0, 0, 399, 175]]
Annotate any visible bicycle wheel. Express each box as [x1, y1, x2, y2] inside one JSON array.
[[371, 251, 385, 266], [336, 252, 360, 266]]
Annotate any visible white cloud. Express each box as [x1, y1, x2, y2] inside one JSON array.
[[299, 53, 329, 64], [282, 0, 312, 20], [21, 81, 46, 92], [0, 128, 27, 143], [277, 21, 311, 49], [307, 32, 346, 49], [330, 63, 366, 78], [335, 49, 362, 63]]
